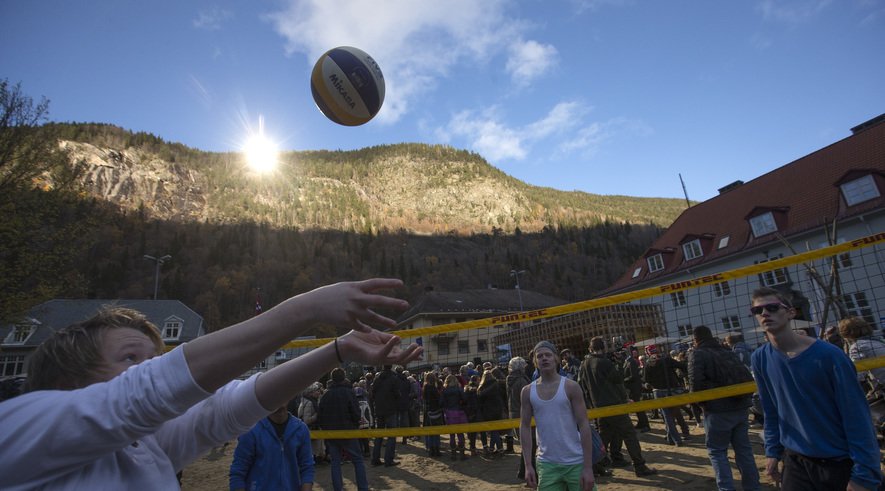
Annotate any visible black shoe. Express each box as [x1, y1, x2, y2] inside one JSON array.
[[634, 464, 657, 477], [371, 460, 383, 467], [635, 426, 651, 433], [384, 461, 400, 467], [682, 434, 692, 441], [609, 458, 630, 467]]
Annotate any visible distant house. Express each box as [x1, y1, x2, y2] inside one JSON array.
[[603, 113, 885, 347], [397, 288, 568, 368], [0, 299, 205, 377]]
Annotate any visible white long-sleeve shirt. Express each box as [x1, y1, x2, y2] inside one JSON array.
[[0, 346, 269, 490]]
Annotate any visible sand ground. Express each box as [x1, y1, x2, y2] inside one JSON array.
[[182, 419, 781, 490]]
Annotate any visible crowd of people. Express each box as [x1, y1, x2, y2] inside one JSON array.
[[2, 279, 885, 490]]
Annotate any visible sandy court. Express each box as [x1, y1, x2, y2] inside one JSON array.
[[182, 419, 780, 490]]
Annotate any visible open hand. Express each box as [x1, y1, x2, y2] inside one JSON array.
[[301, 278, 409, 332], [337, 329, 423, 366]]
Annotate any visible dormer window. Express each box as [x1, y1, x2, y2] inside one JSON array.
[[162, 317, 182, 340], [682, 239, 703, 261], [647, 254, 664, 273], [749, 212, 777, 237], [3, 324, 35, 345], [841, 174, 880, 206]]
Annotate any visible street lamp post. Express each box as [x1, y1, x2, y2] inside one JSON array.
[[144, 254, 172, 300], [510, 269, 526, 311]]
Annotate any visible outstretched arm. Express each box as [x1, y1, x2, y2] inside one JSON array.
[[182, 279, 422, 408]]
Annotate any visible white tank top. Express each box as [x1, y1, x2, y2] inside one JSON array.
[[530, 376, 584, 465]]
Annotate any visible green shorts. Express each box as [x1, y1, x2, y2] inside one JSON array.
[[536, 460, 596, 491]]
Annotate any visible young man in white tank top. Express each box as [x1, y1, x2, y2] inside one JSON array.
[[520, 340, 597, 490]]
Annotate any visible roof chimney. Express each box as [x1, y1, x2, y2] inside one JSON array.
[[851, 113, 885, 135], [718, 180, 744, 195]]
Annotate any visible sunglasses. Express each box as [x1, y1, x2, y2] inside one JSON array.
[[750, 303, 788, 315]]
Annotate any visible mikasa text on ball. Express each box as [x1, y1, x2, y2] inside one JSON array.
[[311, 46, 385, 126]]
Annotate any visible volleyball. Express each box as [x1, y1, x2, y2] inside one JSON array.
[[310, 46, 385, 126]]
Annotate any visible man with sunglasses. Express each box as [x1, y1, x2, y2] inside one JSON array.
[[750, 287, 882, 491]]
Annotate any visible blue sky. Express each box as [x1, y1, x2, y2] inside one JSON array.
[[2, 0, 883, 201]]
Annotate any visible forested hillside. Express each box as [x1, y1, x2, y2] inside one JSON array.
[[1, 86, 674, 330]]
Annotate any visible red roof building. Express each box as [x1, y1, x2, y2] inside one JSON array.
[[604, 113, 885, 346]]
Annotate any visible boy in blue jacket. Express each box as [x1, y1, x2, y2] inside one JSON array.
[[230, 406, 315, 491]]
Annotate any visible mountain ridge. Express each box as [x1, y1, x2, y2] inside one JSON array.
[[49, 123, 689, 234]]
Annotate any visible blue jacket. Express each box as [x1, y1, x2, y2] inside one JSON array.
[[229, 414, 315, 491], [752, 340, 882, 490]]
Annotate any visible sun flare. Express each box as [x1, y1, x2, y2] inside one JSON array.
[[242, 116, 278, 173]]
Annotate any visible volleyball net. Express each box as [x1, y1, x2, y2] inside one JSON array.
[[301, 231, 885, 439]]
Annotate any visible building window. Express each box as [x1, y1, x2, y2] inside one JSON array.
[[256, 359, 267, 370], [632, 267, 642, 279], [718, 236, 730, 249], [843, 292, 875, 326], [749, 212, 777, 237], [841, 174, 880, 206], [756, 255, 789, 286], [0, 354, 26, 376], [458, 340, 470, 355], [438, 340, 450, 356], [477, 339, 488, 352], [819, 240, 852, 268], [3, 325, 34, 345], [721, 315, 741, 330], [713, 281, 731, 297], [682, 239, 703, 260], [677, 323, 693, 337], [647, 254, 664, 273], [163, 320, 181, 340], [670, 291, 686, 307]]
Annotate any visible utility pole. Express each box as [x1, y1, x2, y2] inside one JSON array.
[[679, 173, 691, 208], [510, 269, 526, 311], [143, 254, 172, 300]]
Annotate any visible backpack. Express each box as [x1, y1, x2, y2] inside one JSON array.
[[711, 349, 754, 388]]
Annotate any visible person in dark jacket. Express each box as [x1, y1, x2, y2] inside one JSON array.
[[622, 348, 651, 432], [508, 356, 536, 479], [370, 365, 400, 467], [440, 374, 468, 460], [318, 368, 368, 491], [422, 372, 444, 456], [394, 366, 413, 445], [478, 370, 505, 454], [229, 406, 315, 491], [642, 345, 690, 446], [463, 375, 483, 453], [688, 325, 760, 491], [579, 337, 656, 477]]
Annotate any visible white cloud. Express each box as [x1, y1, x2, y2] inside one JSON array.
[[193, 8, 233, 30], [264, 0, 548, 123], [506, 40, 558, 87], [439, 102, 589, 162], [560, 117, 652, 156], [756, 0, 832, 24], [444, 108, 527, 161]]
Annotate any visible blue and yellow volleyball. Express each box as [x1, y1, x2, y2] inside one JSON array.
[[310, 46, 385, 126]]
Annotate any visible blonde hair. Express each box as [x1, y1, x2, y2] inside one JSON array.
[[25, 307, 164, 392], [444, 374, 459, 388]]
